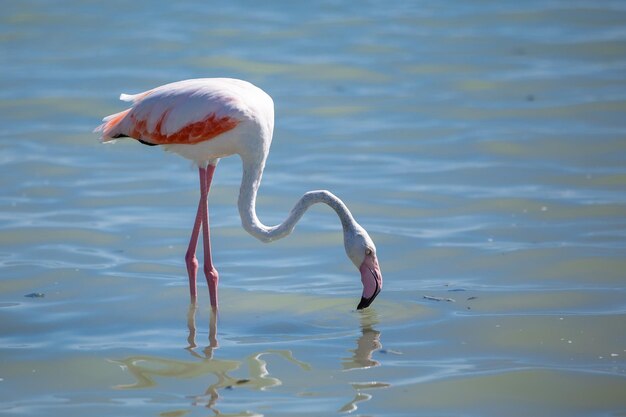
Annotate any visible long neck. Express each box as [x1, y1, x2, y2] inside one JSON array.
[[238, 154, 358, 243]]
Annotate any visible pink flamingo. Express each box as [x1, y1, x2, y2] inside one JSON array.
[[95, 78, 382, 310]]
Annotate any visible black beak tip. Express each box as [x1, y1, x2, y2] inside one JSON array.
[[356, 290, 379, 310], [356, 270, 381, 310], [356, 296, 370, 310]]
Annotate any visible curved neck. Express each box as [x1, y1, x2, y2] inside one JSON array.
[[238, 154, 358, 243]]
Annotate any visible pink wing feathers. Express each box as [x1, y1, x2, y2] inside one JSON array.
[[95, 80, 241, 145]]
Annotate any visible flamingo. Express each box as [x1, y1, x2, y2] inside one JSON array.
[[94, 78, 382, 310]]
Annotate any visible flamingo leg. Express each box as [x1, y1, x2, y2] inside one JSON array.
[[185, 167, 207, 303], [201, 164, 219, 310]]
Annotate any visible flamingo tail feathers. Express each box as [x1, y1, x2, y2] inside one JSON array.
[[93, 108, 131, 142]]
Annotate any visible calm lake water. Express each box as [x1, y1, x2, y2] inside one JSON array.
[[2, 1, 626, 416]]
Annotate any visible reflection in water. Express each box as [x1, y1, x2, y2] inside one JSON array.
[[342, 308, 382, 370], [339, 391, 372, 414], [111, 304, 310, 416], [339, 309, 390, 414], [112, 306, 390, 415], [186, 303, 218, 359]]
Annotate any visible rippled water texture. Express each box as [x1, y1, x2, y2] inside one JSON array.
[[1, 1, 626, 416]]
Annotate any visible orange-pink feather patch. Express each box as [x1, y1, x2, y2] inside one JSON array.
[[129, 112, 239, 145]]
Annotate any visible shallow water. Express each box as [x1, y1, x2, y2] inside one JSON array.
[[1, 1, 626, 416]]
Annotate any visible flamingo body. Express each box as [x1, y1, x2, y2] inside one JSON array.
[[98, 78, 274, 165], [95, 78, 382, 311]]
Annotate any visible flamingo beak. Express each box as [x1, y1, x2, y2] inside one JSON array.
[[357, 254, 382, 310]]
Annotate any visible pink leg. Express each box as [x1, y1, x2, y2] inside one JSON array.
[[200, 164, 219, 310], [185, 168, 208, 303]]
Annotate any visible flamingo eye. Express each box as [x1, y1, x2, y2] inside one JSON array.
[[365, 248, 372, 256]]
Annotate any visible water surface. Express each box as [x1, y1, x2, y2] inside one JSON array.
[[1, 1, 626, 416]]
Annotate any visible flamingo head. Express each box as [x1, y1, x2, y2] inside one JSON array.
[[344, 224, 383, 310]]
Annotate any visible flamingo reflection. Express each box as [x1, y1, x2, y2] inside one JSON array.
[[186, 303, 218, 359], [111, 305, 390, 415], [111, 304, 310, 415], [342, 308, 382, 370], [339, 308, 391, 413]]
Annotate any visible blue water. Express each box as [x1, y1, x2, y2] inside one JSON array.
[[1, 1, 626, 416]]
